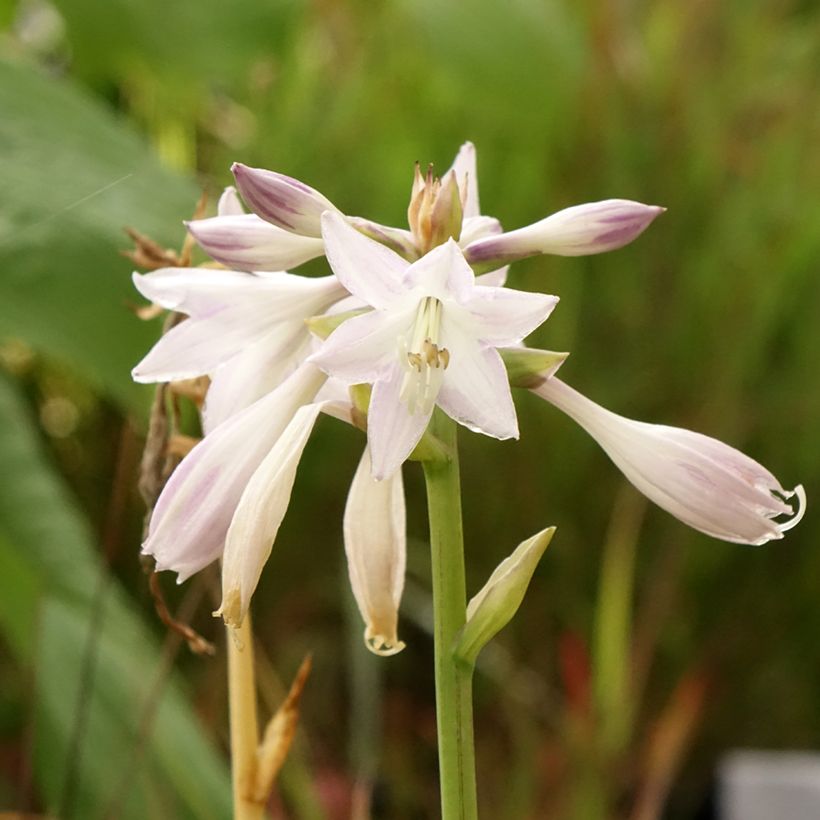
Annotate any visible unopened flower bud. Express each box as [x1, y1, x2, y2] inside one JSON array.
[[454, 527, 555, 665], [407, 165, 463, 253]]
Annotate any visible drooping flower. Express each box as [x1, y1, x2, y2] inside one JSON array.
[[533, 375, 805, 545], [343, 446, 406, 656], [309, 211, 558, 480]]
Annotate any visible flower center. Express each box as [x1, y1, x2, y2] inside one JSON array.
[[399, 296, 450, 415]]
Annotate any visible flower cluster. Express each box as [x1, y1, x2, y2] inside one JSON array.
[[134, 143, 804, 654]]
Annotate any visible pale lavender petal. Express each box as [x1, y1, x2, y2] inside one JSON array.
[[447, 141, 480, 219], [143, 364, 326, 582], [403, 238, 475, 302], [232, 163, 338, 237], [321, 211, 409, 308], [368, 366, 432, 481], [309, 305, 415, 384], [534, 377, 805, 545], [475, 266, 509, 287], [344, 446, 406, 656], [464, 199, 665, 265], [436, 336, 518, 441], [462, 286, 558, 346], [458, 215, 501, 246], [132, 271, 344, 383], [186, 214, 325, 271], [218, 401, 325, 626], [202, 324, 312, 432], [217, 186, 245, 216], [346, 216, 419, 260]]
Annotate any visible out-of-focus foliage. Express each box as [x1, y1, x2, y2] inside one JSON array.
[[1, 0, 818, 817]]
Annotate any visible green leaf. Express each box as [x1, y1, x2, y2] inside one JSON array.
[[0, 372, 231, 819], [0, 57, 198, 414]]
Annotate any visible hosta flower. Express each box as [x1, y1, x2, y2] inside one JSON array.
[[344, 446, 406, 656], [228, 142, 663, 276], [534, 375, 805, 544], [131, 265, 346, 430], [309, 211, 558, 480]]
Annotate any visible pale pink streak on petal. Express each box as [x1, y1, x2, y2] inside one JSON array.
[[534, 377, 804, 545], [321, 211, 408, 308], [186, 214, 325, 271], [143, 364, 327, 582], [232, 163, 338, 237], [344, 446, 406, 655], [464, 199, 664, 265], [463, 286, 558, 346], [368, 366, 433, 481], [436, 338, 518, 441]]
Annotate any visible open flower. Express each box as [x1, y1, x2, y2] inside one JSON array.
[[533, 375, 805, 544], [131, 266, 346, 430], [309, 211, 558, 479]]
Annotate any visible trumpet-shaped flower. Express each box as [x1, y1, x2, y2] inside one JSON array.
[[309, 211, 558, 480], [131, 266, 346, 430], [143, 364, 327, 582], [534, 376, 805, 545], [344, 446, 406, 656]]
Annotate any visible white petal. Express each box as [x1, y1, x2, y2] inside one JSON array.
[[464, 199, 665, 265], [475, 266, 509, 287], [217, 186, 245, 216], [346, 216, 419, 260], [368, 365, 433, 481], [459, 215, 501, 246], [143, 364, 326, 582], [403, 238, 475, 302], [344, 446, 406, 656], [202, 324, 312, 432], [186, 214, 325, 271], [232, 163, 338, 237], [535, 377, 805, 545], [321, 211, 409, 308], [217, 401, 325, 627], [447, 141, 480, 219], [132, 270, 344, 383], [436, 337, 519, 441], [462, 285, 558, 346], [309, 302, 415, 384]]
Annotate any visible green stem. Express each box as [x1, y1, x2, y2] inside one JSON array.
[[422, 410, 478, 820]]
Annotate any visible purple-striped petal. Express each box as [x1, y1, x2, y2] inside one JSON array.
[[232, 163, 338, 237]]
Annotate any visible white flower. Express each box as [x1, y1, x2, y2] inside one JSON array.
[[309, 211, 558, 480], [343, 446, 406, 656], [534, 375, 805, 544], [143, 364, 327, 583], [131, 266, 346, 430]]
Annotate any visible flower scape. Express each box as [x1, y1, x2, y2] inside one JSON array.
[[133, 143, 805, 656]]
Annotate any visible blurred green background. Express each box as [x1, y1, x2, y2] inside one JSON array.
[[0, 0, 818, 817]]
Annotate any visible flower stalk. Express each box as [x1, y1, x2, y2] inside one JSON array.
[[422, 409, 478, 820], [226, 613, 264, 820]]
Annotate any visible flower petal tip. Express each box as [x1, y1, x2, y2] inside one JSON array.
[[364, 629, 406, 657]]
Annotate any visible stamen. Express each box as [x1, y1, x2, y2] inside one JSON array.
[[398, 297, 450, 415]]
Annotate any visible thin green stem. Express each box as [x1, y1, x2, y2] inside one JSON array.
[[422, 410, 478, 820]]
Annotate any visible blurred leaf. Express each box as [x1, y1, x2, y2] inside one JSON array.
[[0, 57, 198, 414], [0, 371, 231, 819]]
